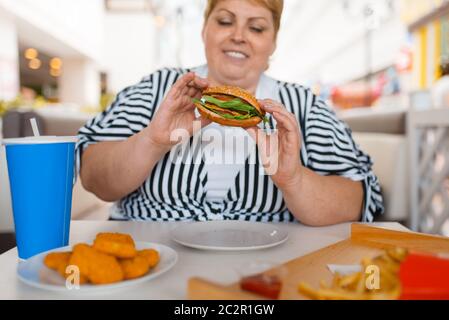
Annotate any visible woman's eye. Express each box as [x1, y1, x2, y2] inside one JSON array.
[[250, 26, 265, 33], [218, 20, 232, 26]]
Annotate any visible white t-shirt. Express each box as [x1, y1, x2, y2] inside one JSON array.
[[193, 65, 278, 203]]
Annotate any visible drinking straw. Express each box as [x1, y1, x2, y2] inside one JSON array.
[[30, 118, 40, 137]]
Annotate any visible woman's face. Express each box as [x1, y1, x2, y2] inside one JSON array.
[[203, 0, 276, 92]]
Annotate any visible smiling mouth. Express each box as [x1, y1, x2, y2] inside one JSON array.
[[224, 51, 249, 60]]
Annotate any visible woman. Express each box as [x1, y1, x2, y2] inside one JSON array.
[[76, 0, 384, 225]]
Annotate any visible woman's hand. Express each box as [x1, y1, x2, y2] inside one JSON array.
[[246, 99, 304, 190], [144, 72, 211, 153]]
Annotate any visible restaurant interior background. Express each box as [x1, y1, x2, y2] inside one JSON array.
[[1, 0, 449, 253]]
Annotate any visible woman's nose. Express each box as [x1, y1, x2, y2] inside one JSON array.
[[231, 26, 246, 43]]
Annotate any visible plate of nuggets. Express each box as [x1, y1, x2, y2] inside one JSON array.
[[17, 232, 178, 293]]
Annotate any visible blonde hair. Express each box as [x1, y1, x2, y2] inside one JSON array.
[[204, 0, 284, 37]]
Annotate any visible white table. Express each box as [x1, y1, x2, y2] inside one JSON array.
[[0, 221, 406, 300]]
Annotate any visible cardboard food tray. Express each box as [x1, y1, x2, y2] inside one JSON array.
[[187, 224, 449, 300]]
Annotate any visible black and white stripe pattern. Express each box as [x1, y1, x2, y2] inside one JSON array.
[[75, 67, 384, 223]]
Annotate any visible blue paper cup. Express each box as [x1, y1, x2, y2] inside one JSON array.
[[2, 136, 77, 259]]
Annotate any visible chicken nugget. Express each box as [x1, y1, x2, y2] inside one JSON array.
[[69, 243, 123, 285], [93, 233, 137, 258], [68, 244, 92, 280], [120, 255, 150, 280], [88, 252, 124, 285], [139, 249, 160, 268], [44, 252, 71, 270], [44, 250, 89, 284]]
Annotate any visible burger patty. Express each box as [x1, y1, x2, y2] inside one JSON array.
[[204, 103, 246, 116]]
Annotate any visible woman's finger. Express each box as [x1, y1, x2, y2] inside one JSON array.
[[171, 73, 195, 99], [262, 100, 302, 131], [177, 75, 207, 99], [170, 96, 195, 113], [187, 76, 209, 90], [273, 112, 302, 150], [186, 86, 202, 98], [272, 111, 297, 133], [259, 99, 283, 111], [260, 100, 296, 121]]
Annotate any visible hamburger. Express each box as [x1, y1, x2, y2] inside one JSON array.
[[193, 86, 268, 128]]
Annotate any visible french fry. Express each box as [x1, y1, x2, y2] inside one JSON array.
[[298, 282, 321, 300], [298, 248, 408, 300], [339, 272, 360, 289]]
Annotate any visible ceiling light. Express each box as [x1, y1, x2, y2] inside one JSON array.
[[25, 48, 38, 60], [50, 57, 63, 69], [50, 68, 61, 77], [28, 59, 41, 70]]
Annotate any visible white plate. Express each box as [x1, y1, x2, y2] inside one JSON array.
[[17, 242, 177, 294], [171, 221, 289, 251]]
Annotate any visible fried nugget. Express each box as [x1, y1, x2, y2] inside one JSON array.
[[119, 249, 160, 280], [139, 249, 160, 268], [68, 244, 91, 280], [120, 255, 150, 280], [44, 252, 71, 271], [45, 250, 90, 284], [93, 233, 137, 258], [69, 243, 123, 285], [88, 253, 124, 285]]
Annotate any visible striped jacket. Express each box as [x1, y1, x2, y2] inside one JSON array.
[[75, 67, 384, 223]]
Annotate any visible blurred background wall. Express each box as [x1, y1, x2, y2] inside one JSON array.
[[0, 0, 409, 103], [1, 0, 447, 107]]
